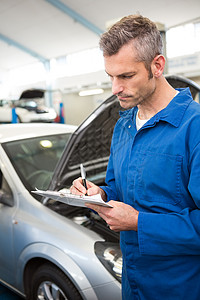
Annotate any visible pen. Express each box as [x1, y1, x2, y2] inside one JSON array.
[[80, 163, 87, 195]]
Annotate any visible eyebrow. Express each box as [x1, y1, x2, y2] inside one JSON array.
[[105, 71, 136, 77]]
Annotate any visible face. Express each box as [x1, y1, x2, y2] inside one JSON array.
[[104, 43, 157, 110]]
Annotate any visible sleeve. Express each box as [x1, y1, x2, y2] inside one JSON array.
[[138, 142, 200, 256], [100, 144, 119, 202]]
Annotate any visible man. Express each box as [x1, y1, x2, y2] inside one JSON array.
[[71, 15, 200, 299]]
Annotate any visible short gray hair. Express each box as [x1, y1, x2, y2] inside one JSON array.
[[99, 15, 163, 73]]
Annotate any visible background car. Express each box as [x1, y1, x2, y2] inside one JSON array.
[[0, 75, 199, 300], [0, 89, 57, 123]]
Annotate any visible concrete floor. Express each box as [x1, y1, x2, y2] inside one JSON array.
[[0, 284, 22, 299]]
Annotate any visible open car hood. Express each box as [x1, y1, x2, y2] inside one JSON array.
[[49, 94, 121, 190], [49, 75, 200, 191], [19, 88, 45, 99], [165, 74, 200, 99]]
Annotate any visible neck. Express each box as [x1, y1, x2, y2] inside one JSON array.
[[137, 77, 177, 120]]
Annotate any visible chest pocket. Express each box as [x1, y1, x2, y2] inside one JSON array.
[[136, 151, 183, 206]]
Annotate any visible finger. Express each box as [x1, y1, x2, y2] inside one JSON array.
[[72, 177, 87, 194], [85, 203, 101, 213], [69, 185, 83, 196], [87, 186, 100, 196], [109, 225, 120, 232]]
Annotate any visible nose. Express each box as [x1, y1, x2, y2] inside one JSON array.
[[112, 78, 123, 95]]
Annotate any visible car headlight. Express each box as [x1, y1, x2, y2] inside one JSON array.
[[94, 241, 122, 282]]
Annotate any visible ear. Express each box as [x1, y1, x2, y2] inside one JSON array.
[[151, 55, 165, 78]]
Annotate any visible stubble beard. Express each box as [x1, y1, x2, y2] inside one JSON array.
[[117, 84, 156, 110]]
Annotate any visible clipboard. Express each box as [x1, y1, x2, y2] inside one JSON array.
[[32, 188, 113, 208]]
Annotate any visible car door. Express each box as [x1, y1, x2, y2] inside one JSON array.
[[0, 168, 16, 285], [0, 100, 12, 122]]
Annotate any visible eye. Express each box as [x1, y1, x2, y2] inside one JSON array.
[[124, 74, 134, 79], [121, 74, 134, 79]]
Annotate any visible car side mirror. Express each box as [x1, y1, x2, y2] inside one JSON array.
[[0, 190, 14, 207]]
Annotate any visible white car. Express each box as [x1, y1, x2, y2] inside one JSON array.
[[0, 99, 57, 123]]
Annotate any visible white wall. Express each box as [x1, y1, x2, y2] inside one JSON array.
[[61, 89, 112, 126], [168, 52, 200, 78]]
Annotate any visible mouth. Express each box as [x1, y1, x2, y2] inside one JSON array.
[[117, 95, 131, 101]]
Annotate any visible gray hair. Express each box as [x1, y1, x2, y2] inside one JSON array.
[[99, 15, 163, 74]]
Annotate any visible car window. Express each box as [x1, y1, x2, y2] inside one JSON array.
[[0, 100, 9, 107], [3, 133, 72, 195]]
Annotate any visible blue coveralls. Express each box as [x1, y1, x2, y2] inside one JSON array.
[[102, 88, 200, 299]]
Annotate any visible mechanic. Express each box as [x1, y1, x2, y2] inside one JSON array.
[[70, 15, 200, 299]]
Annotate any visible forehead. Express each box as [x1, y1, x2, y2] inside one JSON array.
[[104, 45, 144, 76]]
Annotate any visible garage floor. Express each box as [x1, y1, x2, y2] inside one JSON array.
[[0, 284, 22, 299]]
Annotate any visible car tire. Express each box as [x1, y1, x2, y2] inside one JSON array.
[[29, 263, 82, 300], [16, 115, 22, 123]]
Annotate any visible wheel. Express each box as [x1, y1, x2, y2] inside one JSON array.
[[29, 263, 82, 300], [16, 115, 22, 123]]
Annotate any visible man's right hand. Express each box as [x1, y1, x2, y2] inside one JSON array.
[[70, 177, 107, 201]]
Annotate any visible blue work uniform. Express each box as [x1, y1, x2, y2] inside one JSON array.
[[102, 88, 200, 299]]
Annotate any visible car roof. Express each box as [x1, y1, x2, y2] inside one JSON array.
[[0, 123, 77, 143]]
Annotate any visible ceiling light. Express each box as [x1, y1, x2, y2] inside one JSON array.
[[79, 88, 104, 96], [40, 140, 53, 148]]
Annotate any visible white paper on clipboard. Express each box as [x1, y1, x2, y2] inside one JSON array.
[[32, 188, 113, 208]]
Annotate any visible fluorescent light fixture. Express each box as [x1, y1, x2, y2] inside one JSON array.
[[79, 88, 104, 96]]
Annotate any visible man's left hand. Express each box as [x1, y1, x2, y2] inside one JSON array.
[[86, 201, 139, 232]]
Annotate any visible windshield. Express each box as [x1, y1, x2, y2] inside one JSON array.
[[18, 100, 37, 107], [3, 133, 72, 193]]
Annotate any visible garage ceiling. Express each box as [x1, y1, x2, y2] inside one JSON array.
[[0, 0, 200, 77]]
